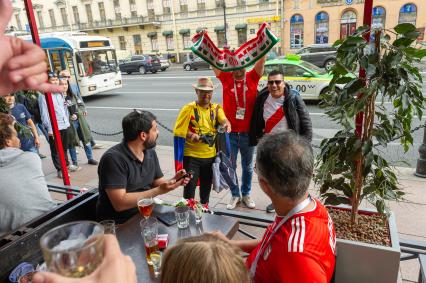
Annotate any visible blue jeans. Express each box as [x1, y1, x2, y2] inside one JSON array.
[[69, 120, 94, 164], [229, 132, 255, 197]]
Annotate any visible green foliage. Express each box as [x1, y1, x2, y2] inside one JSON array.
[[315, 24, 426, 219]]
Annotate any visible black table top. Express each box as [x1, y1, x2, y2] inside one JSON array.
[[116, 205, 239, 283]]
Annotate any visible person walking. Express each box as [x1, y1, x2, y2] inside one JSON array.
[[173, 77, 230, 205], [249, 69, 312, 213], [211, 56, 266, 210]]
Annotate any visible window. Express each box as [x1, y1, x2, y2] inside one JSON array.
[[197, 0, 206, 16], [49, 9, 56, 27], [166, 35, 174, 50], [283, 65, 307, 77], [217, 31, 226, 47], [131, 11, 137, 17], [293, 0, 300, 9], [85, 4, 93, 23], [119, 36, 126, 50], [290, 14, 304, 49], [98, 2, 106, 21], [129, 0, 137, 17], [399, 3, 417, 25], [60, 7, 68, 26], [151, 36, 158, 51], [182, 34, 191, 49], [72, 6, 80, 24], [147, 0, 155, 20], [315, 12, 329, 44], [36, 10, 44, 28], [113, 0, 121, 20], [15, 14, 22, 30], [133, 34, 142, 54], [340, 10, 357, 39], [237, 29, 247, 46], [372, 6, 385, 29]]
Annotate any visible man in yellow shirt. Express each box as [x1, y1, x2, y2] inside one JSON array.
[[174, 77, 230, 205]]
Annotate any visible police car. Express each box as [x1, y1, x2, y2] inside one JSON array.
[[256, 55, 335, 100]]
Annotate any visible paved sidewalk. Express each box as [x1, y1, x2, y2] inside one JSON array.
[[39, 139, 426, 282]]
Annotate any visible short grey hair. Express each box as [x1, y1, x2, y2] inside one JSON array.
[[256, 131, 313, 200]]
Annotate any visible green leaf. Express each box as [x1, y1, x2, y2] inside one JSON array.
[[414, 49, 426, 59], [393, 37, 415, 47], [394, 23, 416, 34], [335, 76, 353, 84], [404, 31, 421, 39]]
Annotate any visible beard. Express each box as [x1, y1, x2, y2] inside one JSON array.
[[144, 136, 157, 149]]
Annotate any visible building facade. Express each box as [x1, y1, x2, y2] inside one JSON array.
[[8, 0, 425, 62]]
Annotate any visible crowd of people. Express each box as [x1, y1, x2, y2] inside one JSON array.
[[0, 0, 335, 281]]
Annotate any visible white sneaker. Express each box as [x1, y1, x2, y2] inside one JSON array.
[[242, 196, 256, 209], [68, 164, 82, 172], [226, 196, 240, 210]]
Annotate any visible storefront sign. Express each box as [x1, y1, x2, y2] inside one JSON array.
[[247, 16, 280, 24]]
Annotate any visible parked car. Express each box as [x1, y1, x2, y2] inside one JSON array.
[[157, 55, 171, 71], [119, 55, 162, 74], [254, 55, 337, 100], [295, 44, 337, 71], [183, 57, 211, 71]]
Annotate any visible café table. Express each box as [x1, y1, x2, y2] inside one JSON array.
[[116, 205, 239, 283]]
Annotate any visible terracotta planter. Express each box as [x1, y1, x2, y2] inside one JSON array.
[[330, 206, 400, 283]]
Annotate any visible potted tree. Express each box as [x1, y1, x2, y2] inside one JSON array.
[[315, 23, 426, 283]]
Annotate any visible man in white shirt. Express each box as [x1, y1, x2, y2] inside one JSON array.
[[249, 69, 312, 213]]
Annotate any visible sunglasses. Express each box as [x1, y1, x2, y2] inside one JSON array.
[[267, 80, 283, 85]]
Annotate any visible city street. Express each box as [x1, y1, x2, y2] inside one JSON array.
[[83, 67, 426, 168]]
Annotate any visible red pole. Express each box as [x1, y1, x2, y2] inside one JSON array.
[[355, 0, 374, 138], [23, 0, 72, 199]]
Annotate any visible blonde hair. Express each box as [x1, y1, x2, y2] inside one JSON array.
[[161, 234, 250, 283]]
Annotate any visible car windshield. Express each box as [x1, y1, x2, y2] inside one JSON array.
[[300, 61, 327, 75], [77, 49, 118, 77]]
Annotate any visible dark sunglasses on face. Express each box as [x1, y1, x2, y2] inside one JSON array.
[[267, 80, 283, 85]]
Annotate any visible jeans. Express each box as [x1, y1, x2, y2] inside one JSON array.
[[183, 156, 215, 204], [229, 132, 255, 197], [69, 120, 94, 164]]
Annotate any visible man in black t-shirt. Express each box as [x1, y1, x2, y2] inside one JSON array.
[[96, 110, 191, 223]]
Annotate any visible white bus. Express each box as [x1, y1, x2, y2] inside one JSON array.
[[23, 32, 122, 97]]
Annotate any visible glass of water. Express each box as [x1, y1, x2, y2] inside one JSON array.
[[175, 206, 190, 229], [149, 251, 162, 278], [40, 221, 104, 277]]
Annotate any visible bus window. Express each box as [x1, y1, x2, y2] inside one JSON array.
[[78, 50, 118, 77]]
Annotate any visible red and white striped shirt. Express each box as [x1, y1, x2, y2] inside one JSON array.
[[246, 199, 336, 283]]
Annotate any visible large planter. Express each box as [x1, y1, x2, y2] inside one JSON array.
[[331, 206, 401, 283]]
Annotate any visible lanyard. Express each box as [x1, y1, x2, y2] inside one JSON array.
[[249, 196, 312, 279], [233, 78, 246, 109]]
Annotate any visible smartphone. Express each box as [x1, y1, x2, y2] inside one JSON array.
[[176, 170, 194, 182], [157, 212, 177, 226]]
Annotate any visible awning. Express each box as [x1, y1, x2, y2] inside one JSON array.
[[147, 32, 157, 38], [235, 23, 247, 30], [214, 25, 225, 32], [162, 30, 173, 36], [196, 27, 207, 33], [179, 28, 190, 35]]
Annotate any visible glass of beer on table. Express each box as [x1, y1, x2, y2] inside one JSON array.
[[40, 221, 104, 277], [138, 197, 154, 219], [140, 217, 159, 265]]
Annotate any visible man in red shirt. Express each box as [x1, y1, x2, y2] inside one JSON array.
[[212, 131, 336, 283], [212, 56, 266, 210]]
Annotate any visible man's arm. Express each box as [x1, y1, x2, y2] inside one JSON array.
[[38, 94, 53, 134], [253, 55, 266, 77], [212, 66, 221, 77], [209, 231, 260, 253], [106, 170, 190, 212], [27, 118, 41, 147]]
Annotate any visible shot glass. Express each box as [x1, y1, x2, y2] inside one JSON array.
[[175, 206, 190, 229], [40, 221, 104, 277]]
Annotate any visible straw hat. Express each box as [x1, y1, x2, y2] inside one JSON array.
[[192, 76, 217, 91]]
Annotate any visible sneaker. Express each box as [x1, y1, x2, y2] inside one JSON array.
[[38, 153, 46, 159], [242, 196, 256, 209], [88, 159, 98, 165], [92, 143, 102, 149], [68, 164, 82, 172], [266, 203, 275, 213], [226, 196, 240, 210]]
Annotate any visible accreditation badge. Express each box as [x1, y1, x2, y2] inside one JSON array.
[[263, 244, 272, 261], [235, 107, 246, 120]]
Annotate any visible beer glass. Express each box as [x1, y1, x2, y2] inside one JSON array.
[[140, 218, 159, 265], [138, 197, 154, 219], [40, 221, 104, 277], [150, 251, 162, 278]]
